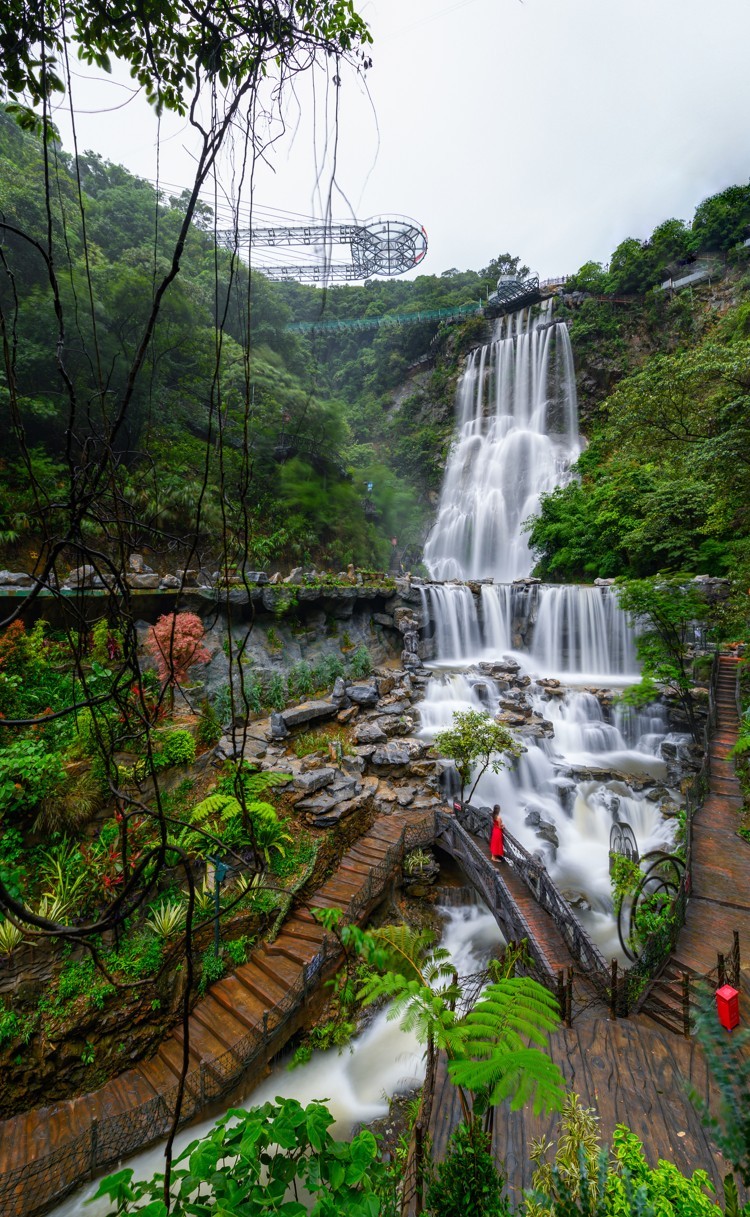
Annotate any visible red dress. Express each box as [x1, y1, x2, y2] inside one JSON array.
[[490, 819, 504, 858]]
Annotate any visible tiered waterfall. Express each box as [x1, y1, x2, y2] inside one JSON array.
[[418, 305, 678, 958]]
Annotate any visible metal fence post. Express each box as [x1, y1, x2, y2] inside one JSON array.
[[682, 972, 691, 1037], [262, 1010, 269, 1043], [733, 930, 741, 986], [717, 952, 725, 988]]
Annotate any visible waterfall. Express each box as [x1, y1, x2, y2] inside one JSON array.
[[528, 585, 638, 680], [420, 581, 637, 681], [417, 301, 675, 961], [423, 304, 581, 582]]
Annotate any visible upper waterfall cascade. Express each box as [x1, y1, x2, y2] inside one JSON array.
[[424, 303, 580, 582]]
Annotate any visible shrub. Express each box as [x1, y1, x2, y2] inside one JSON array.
[[197, 700, 222, 747], [0, 737, 65, 824], [347, 644, 372, 679], [146, 612, 210, 704], [425, 1121, 509, 1216], [287, 661, 314, 700], [152, 729, 196, 771], [224, 935, 254, 967], [311, 653, 345, 691], [264, 672, 287, 711], [198, 948, 225, 994]]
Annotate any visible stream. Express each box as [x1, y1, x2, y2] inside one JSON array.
[[51, 903, 504, 1214]]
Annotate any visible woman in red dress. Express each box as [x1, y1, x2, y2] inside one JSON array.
[[490, 804, 504, 862]]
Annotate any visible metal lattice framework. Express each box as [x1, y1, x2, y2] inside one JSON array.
[[485, 274, 541, 316], [218, 214, 428, 281]]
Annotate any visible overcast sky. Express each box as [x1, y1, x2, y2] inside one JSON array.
[[52, 0, 750, 280]]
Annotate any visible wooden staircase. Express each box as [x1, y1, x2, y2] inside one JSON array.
[[638, 960, 693, 1036]]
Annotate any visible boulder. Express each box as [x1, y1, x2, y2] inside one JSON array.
[[353, 722, 388, 745], [269, 712, 290, 740], [0, 570, 32, 587], [331, 676, 348, 704], [277, 699, 337, 731], [127, 573, 161, 589], [175, 569, 199, 586], [216, 732, 267, 761], [347, 682, 379, 707], [160, 575, 182, 589], [65, 565, 96, 588], [294, 768, 336, 794], [283, 567, 305, 585], [337, 706, 359, 724], [371, 738, 425, 770], [128, 553, 146, 573]]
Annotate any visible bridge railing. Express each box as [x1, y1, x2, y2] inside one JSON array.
[[434, 810, 614, 998], [496, 824, 611, 1003], [434, 811, 558, 990]]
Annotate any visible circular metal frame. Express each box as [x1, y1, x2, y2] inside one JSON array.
[[616, 850, 685, 961]]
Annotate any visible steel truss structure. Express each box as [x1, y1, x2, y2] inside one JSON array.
[[218, 214, 428, 281]]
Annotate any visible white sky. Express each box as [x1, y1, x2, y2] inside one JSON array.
[[51, 0, 750, 280]]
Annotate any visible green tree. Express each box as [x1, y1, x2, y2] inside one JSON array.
[[615, 576, 711, 740], [434, 709, 522, 804], [356, 924, 566, 1128], [692, 182, 750, 254]]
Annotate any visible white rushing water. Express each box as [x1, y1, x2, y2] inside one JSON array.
[[51, 903, 504, 1216], [419, 303, 676, 958], [423, 304, 580, 582]]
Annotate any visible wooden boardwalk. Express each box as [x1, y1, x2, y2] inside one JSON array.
[[423, 654, 750, 1206], [428, 1014, 730, 1205], [673, 654, 748, 978], [0, 808, 433, 1217]]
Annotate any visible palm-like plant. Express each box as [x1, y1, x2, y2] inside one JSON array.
[[146, 899, 185, 938], [357, 924, 565, 1126], [0, 918, 24, 954]]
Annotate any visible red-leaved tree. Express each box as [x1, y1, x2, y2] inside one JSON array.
[[146, 612, 211, 708]]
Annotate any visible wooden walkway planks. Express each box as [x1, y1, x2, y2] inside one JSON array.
[[427, 1016, 730, 1206], [0, 808, 430, 1215], [672, 654, 750, 980]]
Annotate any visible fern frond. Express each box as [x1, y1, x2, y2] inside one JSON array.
[[241, 769, 292, 796], [449, 1047, 565, 1116], [367, 924, 436, 982], [458, 978, 560, 1049], [191, 794, 241, 824]]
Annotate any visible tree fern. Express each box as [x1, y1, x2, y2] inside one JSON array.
[[364, 924, 455, 987]]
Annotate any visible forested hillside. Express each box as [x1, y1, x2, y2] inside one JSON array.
[[3, 103, 750, 586], [527, 187, 750, 589], [0, 111, 506, 572]]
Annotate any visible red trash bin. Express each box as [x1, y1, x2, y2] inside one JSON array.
[[716, 984, 740, 1031]]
